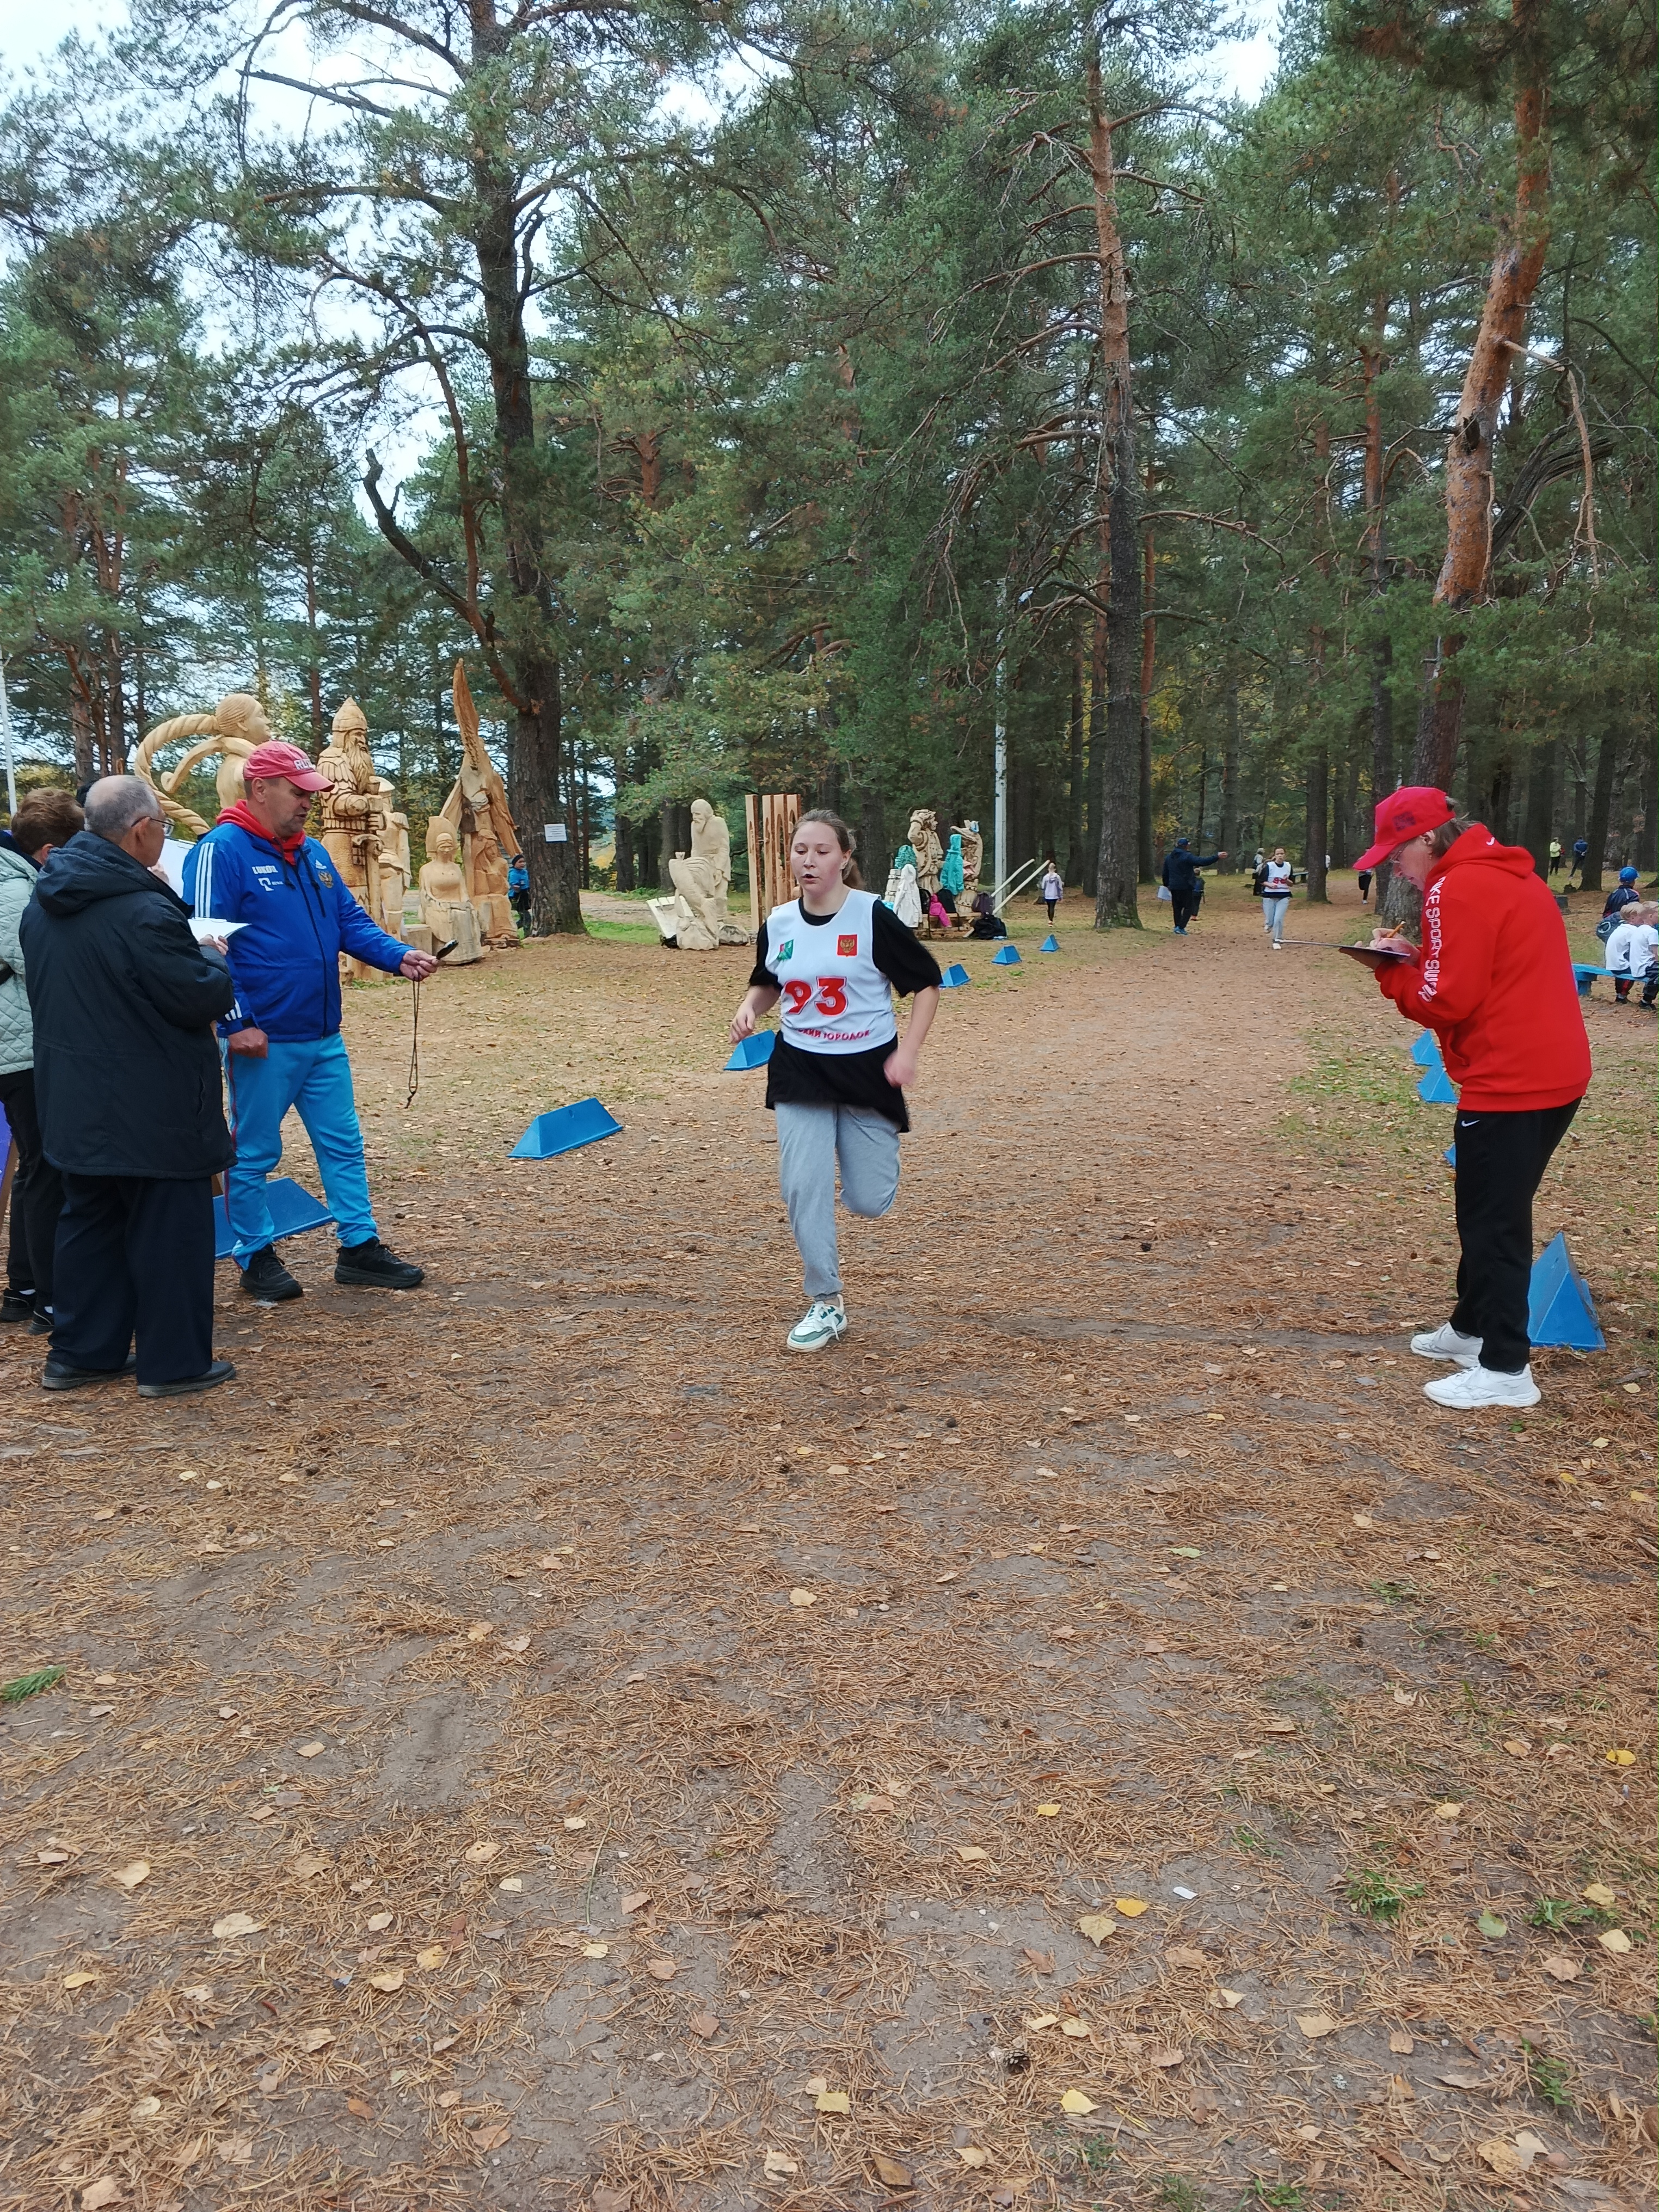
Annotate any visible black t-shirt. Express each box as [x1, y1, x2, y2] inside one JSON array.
[[749, 899, 942, 1130]]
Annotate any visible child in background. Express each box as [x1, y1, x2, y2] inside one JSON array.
[[731, 810, 942, 1351], [1260, 846, 1293, 946], [1605, 904, 1659, 1006], [1039, 858, 1063, 920]]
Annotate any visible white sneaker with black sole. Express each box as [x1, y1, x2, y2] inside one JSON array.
[[1410, 1322, 1482, 1367], [1422, 1362, 1540, 1409], [787, 1298, 847, 1352]]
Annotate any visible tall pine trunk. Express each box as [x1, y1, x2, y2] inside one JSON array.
[[1138, 517, 1156, 881], [1582, 722, 1619, 893], [1219, 679, 1240, 868], [1087, 58, 1141, 928]]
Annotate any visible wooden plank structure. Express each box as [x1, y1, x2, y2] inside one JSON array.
[[745, 793, 802, 930]]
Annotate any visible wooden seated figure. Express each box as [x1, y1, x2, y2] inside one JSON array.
[[419, 820, 483, 963]]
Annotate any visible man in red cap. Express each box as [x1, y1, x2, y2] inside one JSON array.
[[1353, 787, 1591, 1409], [183, 740, 436, 1301]]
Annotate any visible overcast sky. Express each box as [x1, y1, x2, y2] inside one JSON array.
[[1, 0, 1279, 103]]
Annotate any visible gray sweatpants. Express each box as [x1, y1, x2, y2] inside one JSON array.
[[775, 1103, 901, 1298]]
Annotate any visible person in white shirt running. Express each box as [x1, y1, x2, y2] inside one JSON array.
[[1261, 846, 1293, 945], [730, 810, 942, 1351]]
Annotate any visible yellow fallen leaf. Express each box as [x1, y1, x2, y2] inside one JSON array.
[[1392, 1688, 1417, 1707], [1352, 1513, 1373, 1528], [500, 1635, 531, 1655], [1114, 1896, 1149, 1916], [1060, 2017, 1091, 2038], [1433, 1802, 1463, 1820], [1023, 2012, 1060, 2031], [805, 2076, 828, 2094], [211, 1912, 263, 1938], [181, 1984, 212, 2002], [957, 2148, 989, 2168], [1215, 1989, 1244, 2009], [763, 2150, 798, 2180], [1582, 1882, 1617, 1907], [1077, 1913, 1118, 1945], [298, 2026, 335, 2051], [113, 1860, 150, 1891], [581, 1942, 609, 1959], [366, 1911, 392, 1931], [1502, 1736, 1532, 1758], [1165, 1945, 1207, 1968], [1540, 1954, 1580, 1981], [81, 2181, 122, 2210], [38, 1849, 70, 1865], [1296, 2011, 1340, 2039], [472, 2122, 512, 2152], [1599, 1928, 1632, 1955], [620, 1889, 652, 1913], [296, 1740, 325, 1758], [416, 1945, 447, 1970], [1605, 1748, 1636, 1766], [563, 1815, 588, 1830], [1477, 2136, 1532, 2178], [689, 2010, 718, 2037], [815, 2090, 850, 2115], [1147, 2044, 1184, 2068], [956, 1845, 989, 1863], [464, 1623, 494, 1643], [1388, 2028, 1415, 2055], [871, 2153, 913, 2188], [646, 1957, 678, 1980], [367, 1969, 405, 1992], [498, 1876, 522, 1893], [130, 2096, 162, 2120], [63, 1970, 99, 1989], [1036, 1802, 1062, 1817], [289, 1853, 329, 1878], [1260, 1717, 1296, 1735], [789, 1588, 817, 1608], [1060, 2088, 1097, 2116], [464, 1840, 500, 1864]]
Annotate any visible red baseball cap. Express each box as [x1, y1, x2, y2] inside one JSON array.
[[1353, 785, 1456, 874], [242, 740, 331, 794]]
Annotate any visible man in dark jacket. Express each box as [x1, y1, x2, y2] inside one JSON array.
[[1160, 836, 1226, 935], [21, 776, 239, 1397]]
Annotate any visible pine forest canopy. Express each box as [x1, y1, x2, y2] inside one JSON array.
[[0, 0, 1652, 927]]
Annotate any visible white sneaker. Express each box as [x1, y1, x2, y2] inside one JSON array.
[[787, 1298, 847, 1352], [1410, 1322, 1482, 1366], [1423, 1363, 1540, 1410]]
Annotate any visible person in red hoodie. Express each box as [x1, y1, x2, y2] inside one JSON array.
[[1354, 787, 1591, 1411]]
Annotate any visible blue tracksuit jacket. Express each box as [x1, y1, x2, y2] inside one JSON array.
[[182, 821, 408, 1041]]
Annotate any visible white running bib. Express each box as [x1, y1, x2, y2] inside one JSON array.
[[765, 889, 897, 1056]]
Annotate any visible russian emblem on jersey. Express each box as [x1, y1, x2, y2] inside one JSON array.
[[837, 932, 858, 957], [778, 939, 794, 962], [317, 867, 334, 886]]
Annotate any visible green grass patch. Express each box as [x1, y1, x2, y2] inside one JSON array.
[[1344, 1867, 1425, 1922]]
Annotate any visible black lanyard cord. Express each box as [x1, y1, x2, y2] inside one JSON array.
[[405, 975, 421, 1110]]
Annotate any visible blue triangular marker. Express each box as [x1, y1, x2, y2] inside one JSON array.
[[1528, 1231, 1605, 1350], [1444, 1144, 1456, 1169], [1040, 933, 1060, 953], [992, 943, 1022, 966], [511, 1097, 623, 1159], [1410, 1031, 1442, 1067], [724, 1031, 776, 1071], [215, 1176, 333, 1261], [940, 963, 970, 988], [1416, 1065, 1458, 1104]]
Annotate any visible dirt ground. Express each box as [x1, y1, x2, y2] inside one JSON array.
[[0, 872, 1652, 2212]]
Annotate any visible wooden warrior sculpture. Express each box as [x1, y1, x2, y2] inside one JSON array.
[[439, 663, 523, 946]]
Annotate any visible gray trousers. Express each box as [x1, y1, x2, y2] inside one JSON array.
[[775, 1103, 901, 1298]]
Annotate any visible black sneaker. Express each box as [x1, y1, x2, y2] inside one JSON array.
[[334, 1238, 425, 1290], [242, 1246, 303, 1301], [42, 1354, 138, 1391], [1, 1288, 36, 1324], [137, 1359, 237, 1400]]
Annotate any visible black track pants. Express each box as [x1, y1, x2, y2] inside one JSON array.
[[1448, 1099, 1580, 1372]]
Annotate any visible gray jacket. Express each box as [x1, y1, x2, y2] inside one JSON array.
[[0, 841, 39, 1076]]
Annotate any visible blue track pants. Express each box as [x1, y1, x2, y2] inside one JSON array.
[[222, 1034, 378, 1264]]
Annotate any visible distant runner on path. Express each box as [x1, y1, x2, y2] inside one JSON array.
[[1351, 787, 1590, 1413], [1160, 836, 1225, 935]]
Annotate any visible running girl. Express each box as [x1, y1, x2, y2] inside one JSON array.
[[1261, 846, 1293, 947], [730, 810, 942, 1351]]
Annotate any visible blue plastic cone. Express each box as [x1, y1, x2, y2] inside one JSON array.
[[1410, 1031, 1443, 1067], [1528, 1231, 1605, 1350], [724, 1030, 776, 1071], [992, 943, 1022, 966], [511, 1097, 623, 1159], [1416, 1065, 1458, 1105], [1040, 933, 1060, 953], [216, 1176, 333, 1261], [940, 963, 971, 988]]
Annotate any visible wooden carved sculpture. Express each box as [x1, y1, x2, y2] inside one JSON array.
[[132, 692, 272, 835], [439, 663, 522, 946]]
